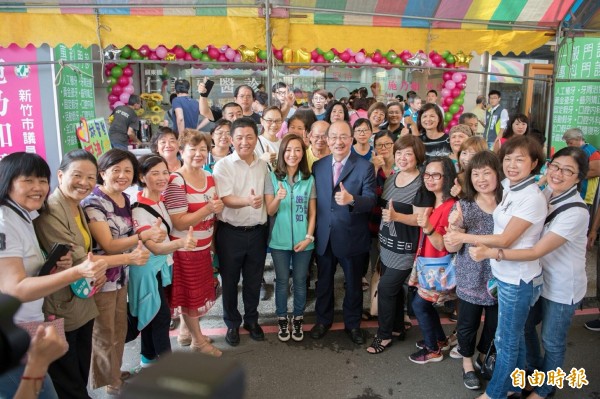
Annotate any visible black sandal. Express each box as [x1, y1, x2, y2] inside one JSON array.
[[366, 336, 393, 354]]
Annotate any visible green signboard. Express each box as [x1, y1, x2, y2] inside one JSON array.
[[53, 44, 95, 154], [551, 37, 600, 154]]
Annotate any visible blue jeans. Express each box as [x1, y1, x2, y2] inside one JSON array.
[[412, 293, 446, 350], [486, 277, 542, 399], [271, 248, 312, 317], [0, 364, 58, 399], [110, 141, 128, 151], [525, 296, 578, 398]]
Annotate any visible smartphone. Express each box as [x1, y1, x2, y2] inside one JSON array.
[[201, 79, 214, 97], [39, 243, 71, 276]]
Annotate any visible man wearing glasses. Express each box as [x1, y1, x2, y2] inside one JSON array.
[[306, 121, 331, 171], [310, 121, 377, 345], [272, 82, 296, 119], [563, 128, 600, 207]]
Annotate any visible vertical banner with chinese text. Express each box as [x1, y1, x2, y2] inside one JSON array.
[[53, 44, 95, 154], [552, 37, 600, 154], [0, 44, 46, 159]]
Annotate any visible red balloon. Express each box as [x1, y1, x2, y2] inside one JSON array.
[[444, 127, 450, 134], [451, 88, 461, 97], [439, 61, 448, 68], [106, 62, 116, 69], [339, 51, 351, 62], [453, 113, 461, 121], [442, 104, 449, 112], [174, 47, 186, 59], [184, 53, 193, 61], [274, 49, 283, 60], [447, 63, 455, 68], [123, 66, 133, 77], [104, 68, 112, 77], [208, 47, 220, 60], [443, 72, 452, 81], [457, 82, 467, 90], [447, 120, 458, 129], [108, 94, 118, 103], [138, 45, 150, 57], [461, 74, 468, 82], [148, 52, 159, 61], [372, 52, 382, 63], [332, 48, 339, 55], [111, 84, 123, 95], [118, 76, 129, 86], [380, 58, 389, 65], [459, 106, 464, 112], [311, 50, 319, 60], [444, 97, 454, 106], [316, 55, 325, 63], [218, 54, 227, 62]]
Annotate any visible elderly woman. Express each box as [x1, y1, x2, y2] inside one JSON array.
[[324, 101, 350, 125], [367, 102, 387, 135], [164, 129, 224, 357], [0, 152, 107, 399], [418, 103, 452, 159], [34, 149, 150, 398], [151, 127, 181, 172], [82, 149, 164, 394], [470, 146, 589, 399]]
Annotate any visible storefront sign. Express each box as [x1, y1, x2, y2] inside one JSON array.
[[0, 44, 46, 159], [53, 44, 95, 154], [552, 37, 600, 153], [76, 117, 111, 158]]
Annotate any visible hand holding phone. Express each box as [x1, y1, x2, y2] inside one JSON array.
[[39, 243, 71, 276], [200, 78, 214, 98]]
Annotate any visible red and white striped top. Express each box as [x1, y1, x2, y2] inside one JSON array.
[[164, 172, 216, 251]]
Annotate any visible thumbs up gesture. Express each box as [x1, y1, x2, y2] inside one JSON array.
[[180, 226, 197, 251], [448, 201, 464, 230], [145, 217, 167, 243], [77, 252, 108, 281], [416, 208, 432, 229], [371, 154, 385, 171], [468, 242, 491, 262], [276, 181, 287, 200], [381, 200, 396, 223], [334, 182, 354, 206], [450, 178, 462, 198], [248, 188, 263, 209], [210, 191, 224, 214], [129, 240, 151, 265], [260, 146, 276, 164]]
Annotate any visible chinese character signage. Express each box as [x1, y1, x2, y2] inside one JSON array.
[[54, 44, 95, 154], [76, 117, 111, 159], [0, 44, 46, 159], [552, 37, 600, 153]]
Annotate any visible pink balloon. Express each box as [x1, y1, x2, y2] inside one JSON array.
[[372, 52, 382, 63], [447, 120, 458, 128], [274, 49, 283, 60], [452, 72, 462, 83], [339, 51, 351, 62], [184, 53, 193, 61], [444, 97, 454, 106], [119, 92, 130, 103], [365, 57, 373, 64], [113, 101, 125, 108], [220, 45, 228, 53], [442, 104, 449, 112], [234, 53, 242, 62], [443, 72, 452, 81], [108, 94, 118, 103], [225, 48, 236, 60], [439, 61, 448, 68], [354, 52, 366, 63], [380, 58, 389, 65], [311, 50, 319, 60], [444, 127, 450, 134], [457, 82, 467, 90], [174, 47, 186, 59], [155, 46, 167, 59], [208, 47, 220, 60], [118, 76, 129, 86], [124, 85, 134, 94], [138, 45, 150, 57], [123, 66, 133, 77], [316, 55, 325, 63], [441, 88, 451, 97], [218, 54, 227, 62], [459, 105, 464, 112], [431, 54, 442, 64], [444, 80, 456, 90], [453, 113, 461, 121], [461, 73, 468, 82], [451, 88, 461, 97], [111, 84, 123, 95], [149, 52, 158, 61]]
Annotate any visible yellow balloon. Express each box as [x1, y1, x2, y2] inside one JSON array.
[[293, 49, 311, 64], [454, 51, 473, 68], [165, 53, 176, 61], [237, 45, 257, 63], [282, 47, 292, 63]]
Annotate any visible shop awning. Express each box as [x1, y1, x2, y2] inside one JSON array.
[[0, 0, 579, 55], [490, 60, 525, 84]]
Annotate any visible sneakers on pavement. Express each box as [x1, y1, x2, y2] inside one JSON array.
[[409, 347, 444, 364], [450, 345, 463, 359], [415, 338, 450, 351], [277, 317, 291, 342], [291, 316, 304, 342], [447, 331, 458, 347], [463, 370, 481, 390], [584, 318, 600, 331]]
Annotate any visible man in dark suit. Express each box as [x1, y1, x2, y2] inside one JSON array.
[[310, 120, 377, 344]]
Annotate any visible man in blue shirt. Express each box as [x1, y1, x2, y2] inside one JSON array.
[[172, 79, 199, 134]]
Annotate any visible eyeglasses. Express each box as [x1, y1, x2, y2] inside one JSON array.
[[213, 130, 230, 137], [375, 142, 394, 150], [423, 172, 444, 180], [276, 90, 287, 96], [328, 135, 351, 142], [355, 129, 371, 135], [237, 94, 253, 99], [547, 163, 576, 177], [311, 134, 327, 141], [263, 119, 283, 125]]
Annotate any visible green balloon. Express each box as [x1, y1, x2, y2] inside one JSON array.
[[444, 112, 453, 123], [392, 58, 402, 65], [118, 61, 128, 68], [130, 50, 142, 60], [459, 90, 465, 98], [446, 55, 456, 64], [453, 97, 464, 106], [187, 45, 196, 53], [442, 50, 450, 59], [120, 46, 132, 59], [108, 76, 117, 85], [449, 104, 460, 114], [258, 50, 268, 60], [111, 66, 123, 78], [200, 53, 211, 62], [316, 48, 324, 55], [106, 85, 113, 94], [190, 48, 202, 59], [323, 50, 335, 61], [387, 51, 397, 62]]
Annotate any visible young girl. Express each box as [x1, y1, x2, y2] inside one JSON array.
[[265, 134, 316, 342]]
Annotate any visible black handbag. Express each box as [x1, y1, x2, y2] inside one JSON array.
[[481, 339, 496, 380]]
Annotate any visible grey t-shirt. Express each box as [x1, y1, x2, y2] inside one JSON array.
[[108, 105, 139, 146]]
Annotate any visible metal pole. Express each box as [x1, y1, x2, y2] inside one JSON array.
[[264, 0, 273, 105], [547, 22, 563, 158]]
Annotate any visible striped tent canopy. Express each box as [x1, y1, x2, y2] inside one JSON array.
[[490, 60, 525, 84], [0, 0, 587, 55]]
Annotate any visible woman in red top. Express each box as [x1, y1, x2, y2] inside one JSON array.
[[408, 157, 457, 364]]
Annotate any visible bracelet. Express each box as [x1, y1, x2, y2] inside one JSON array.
[[21, 375, 44, 381], [424, 228, 434, 236], [305, 234, 314, 242]]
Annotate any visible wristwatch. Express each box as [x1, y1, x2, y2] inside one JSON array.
[[305, 234, 315, 242]]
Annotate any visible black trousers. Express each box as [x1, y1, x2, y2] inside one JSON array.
[[126, 273, 172, 360], [376, 264, 412, 339], [48, 318, 94, 399], [456, 298, 498, 358], [216, 222, 268, 328]]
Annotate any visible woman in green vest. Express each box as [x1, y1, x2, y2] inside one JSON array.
[[265, 133, 316, 343]]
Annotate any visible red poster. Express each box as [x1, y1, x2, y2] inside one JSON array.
[[0, 44, 46, 159]]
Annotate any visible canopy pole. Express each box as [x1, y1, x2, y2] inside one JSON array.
[[546, 21, 563, 158], [265, 0, 273, 105]]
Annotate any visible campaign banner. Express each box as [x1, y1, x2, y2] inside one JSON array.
[[77, 117, 111, 159], [0, 44, 46, 159]]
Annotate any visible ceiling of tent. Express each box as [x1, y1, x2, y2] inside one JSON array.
[[0, 0, 594, 55]]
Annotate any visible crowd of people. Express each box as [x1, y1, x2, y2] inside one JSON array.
[[1, 80, 597, 399]]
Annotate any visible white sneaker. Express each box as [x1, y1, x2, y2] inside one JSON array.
[[277, 317, 291, 342], [450, 345, 463, 359], [291, 316, 304, 342]]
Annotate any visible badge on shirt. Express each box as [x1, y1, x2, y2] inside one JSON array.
[[0, 233, 5, 250]]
